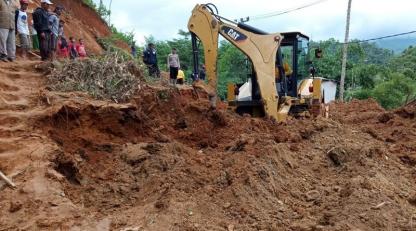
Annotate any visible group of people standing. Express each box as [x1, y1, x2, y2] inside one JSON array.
[[0, 0, 87, 62], [142, 43, 206, 86]]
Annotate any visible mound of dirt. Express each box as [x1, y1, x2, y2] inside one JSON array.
[[331, 99, 416, 168], [26, 88, 415, 230]]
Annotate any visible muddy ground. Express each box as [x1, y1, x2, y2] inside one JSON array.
[[0, 61, 416, 230]]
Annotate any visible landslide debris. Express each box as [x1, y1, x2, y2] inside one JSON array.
[[33, 88, 416, 230], [47, 52, 143, 103]]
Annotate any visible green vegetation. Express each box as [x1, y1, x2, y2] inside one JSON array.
[[146, 32, 415, 109], [346, 46, 416, 109], [82, 0, 96, 9]]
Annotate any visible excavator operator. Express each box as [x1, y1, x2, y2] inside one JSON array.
[[275, 55, 293, 80], [275, 55, 293, 94]]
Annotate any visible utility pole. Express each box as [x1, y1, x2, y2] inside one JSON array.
[[108, 0, 113, 26], [339, 0, 352, 102]]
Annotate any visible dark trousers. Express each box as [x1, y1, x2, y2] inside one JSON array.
[[38, 32, 50, 61], [147, 64, 160, 77], [169, 66, 178, 79]]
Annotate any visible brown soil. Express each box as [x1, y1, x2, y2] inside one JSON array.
[[1, 60, 416, 230]]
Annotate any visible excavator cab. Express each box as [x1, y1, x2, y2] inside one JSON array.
[[231, 32, 313, 117], [276, 32, 310, 97]]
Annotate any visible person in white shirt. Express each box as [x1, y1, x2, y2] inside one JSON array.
[[167, 48, 180, 85], [16, 0, 29, 59]]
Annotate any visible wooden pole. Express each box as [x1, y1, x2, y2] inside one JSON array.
[[108, 0, 113, 26], [339, 0, 353, 102], [0, 170, 16, 189]]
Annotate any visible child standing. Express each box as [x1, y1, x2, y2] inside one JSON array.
[[15, 0, 30, 59], [68, 37, 78, 59], [76, 38, 87, 58], [58, 36, 68, 58], [30, 21, 39, 51]]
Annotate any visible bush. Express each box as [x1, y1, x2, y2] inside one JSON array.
[[371, 73, 416, 109]]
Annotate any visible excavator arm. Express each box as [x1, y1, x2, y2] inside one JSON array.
[[188, 4, 282, 119]]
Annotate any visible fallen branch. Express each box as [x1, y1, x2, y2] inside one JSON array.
[[29, 51, 41, 59], [0, 170, 16, 189], [371, 201, 390, 210]]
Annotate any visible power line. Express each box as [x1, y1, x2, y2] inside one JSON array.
[[310, 30, 416, 49], [248, 0, 330, 21], [343, 30, 416, 44]]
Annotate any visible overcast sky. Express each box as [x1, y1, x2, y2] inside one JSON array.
[[94, 0, 416, 45]]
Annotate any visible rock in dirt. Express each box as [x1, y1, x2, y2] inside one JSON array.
[[175, 118, 188, 129], [408, 194, 416, 206], [122, 150, 150, 166], [327, 147, 348, 166], [53, 159, 81, 185], [227, 138, 249, 152], [154, 199, 169, 210], [142, 143, 163, 155], [120, 227, 142, 231], [223, 202, 232, 209], [209, 110, 228, 127], [9, 201, 23, 213], [399, 155, 416, 166], [377, 112, 394, 123], [155, 133, 170, 143], [45, 169, 65, 181], [305, 190, 321, 202]]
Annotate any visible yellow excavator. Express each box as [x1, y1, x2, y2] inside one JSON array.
[[188, 3, 326, 121]]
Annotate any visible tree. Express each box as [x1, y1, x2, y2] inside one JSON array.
[[97, 0, 111, 20], [372, 73, 416, 109], [389, 46, 416, 80]]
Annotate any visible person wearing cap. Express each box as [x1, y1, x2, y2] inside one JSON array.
[[33, 0, 53, 61], [49, 5, 63, 61], [0, 0, 18, 62], [15, 0, 30, 60]]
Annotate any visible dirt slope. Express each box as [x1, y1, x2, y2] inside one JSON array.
[[1, 60, 415, 230]]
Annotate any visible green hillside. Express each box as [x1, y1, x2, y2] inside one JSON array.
[[376, 37, 416, 54]]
